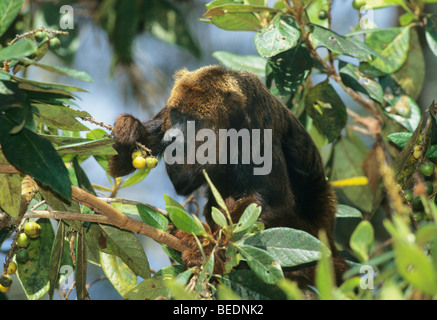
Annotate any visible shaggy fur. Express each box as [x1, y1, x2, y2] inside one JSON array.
[[109, 66, 347, 285]]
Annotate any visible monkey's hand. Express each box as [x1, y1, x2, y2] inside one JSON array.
[[109, 114, 148, 177], [170, 227, 227, 275]]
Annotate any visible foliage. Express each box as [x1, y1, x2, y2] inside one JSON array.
[[1, 0, 437, 301]]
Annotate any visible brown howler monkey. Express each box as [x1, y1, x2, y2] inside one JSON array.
[[109, 65, 347, 285]]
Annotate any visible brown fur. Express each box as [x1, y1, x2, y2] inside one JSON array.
[[109, 66, 347, 285]]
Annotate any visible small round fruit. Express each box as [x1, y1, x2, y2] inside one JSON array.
[[34, 31, 47, 42], [24, 221, 41, 239], [0, 275, 12, 288], [413, 211, 424, 222], [132, 156, 147, 169], [318, 10, 328, 20], [419, 162, 435, 177], [15, 249, 29, 264], [131, 150, 146, 159], [16, 233, 30, 248], [6, 262, 17, 275], [353, 0, 366, 10], [404, 189, 413, 202], [412, 197, 424, 211], [49, 37, 61, 50], [0, 283, 10, 293], [413, 146, 422, 159], [146, 157, 158, 169]]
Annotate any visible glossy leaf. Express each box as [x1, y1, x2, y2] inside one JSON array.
[[0, 0, 24, 37], [234, 203, 261, 233], [392, 29, 424, 100], [339, 61, 383, 104], [241, 227, 324, 267], [305, 80, 347, 142], [237, 244, 283, 284], [0, 39, 37, 61], [335, 204, 363, 218], [137, 204, 169, 231], [16, 219, 54, 300], [33, 104, 90, 132], [125, 277, 169, 300], [266, 44, 313, 96], [100, 252, 138, 298], [212, 51, 267, 78], [254, 15, 300, 58], [365, 26, 410, 74], [311, 25, 372, 61], [350, 220, 374, 262], [219, 270, 287, 300], [0, 115, 71, 199], [0, 151, 22, 219], [167, 205, 206, 236]]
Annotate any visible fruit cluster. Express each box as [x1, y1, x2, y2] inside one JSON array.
[[404, 161, 436, 223], [131, 149, 158, 170], [0, 222, 41, 293]]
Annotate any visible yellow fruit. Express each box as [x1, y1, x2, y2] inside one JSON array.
[[146, 157, 158, 169], [24, 221, 41, 239], [6, 262, 17, 275], [132, 156, 147, 169], [16, 233, 30, 248], [0, 283, 10, 293], [131, 150, 147, 159]]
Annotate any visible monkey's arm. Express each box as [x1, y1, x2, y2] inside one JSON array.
[[108, 113, 165, 177]]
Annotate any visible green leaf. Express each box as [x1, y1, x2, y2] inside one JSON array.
[[88, 224, 151, 279], [16, 219, 54, 300], [33, 104, 90, 132], [335, 204, 363, 218], [0, 39, 37, 61], [387, 132, 412, 148], [100, 252, 138, 298], [350, 220, 374, 262], [266, 44, 313, 96], [48, 220, 66, 300], [121, 167, 150, 188], [219, 270, 287, 299], [330, 129, 373, 212], [339, 61, 383, 104], [22, 60, 93, 83], [0, 151, 22, 219], [203, 170, 229, 216], [426, 15, 437, 57], [393, 240, 437, 295], [356, 0, 409, 9], [41, 135, 116, 156], [137, 204, 169, 231], [0, 0, 24, 37], [315, 231, 337, 300], [234, 203, 261, 233], [310, 25, 372, 61], [212, 51, 267, 78], [203, 3, 265, 31], [237, 244, 283, 284], [306, 0, 331, 28], [254, 15, 300, 58], [365, 26, 410, 74], [211, 206, 228, 227], [163, 194, 185, 210], [392, 28, 424, 100], [125, 277, 169, 300], [0, 115, 71, 200], [305, 80, 347, 142], [241, 227, 324, 267], [167, 205, 206, 236], [381, 77, 421, 132]]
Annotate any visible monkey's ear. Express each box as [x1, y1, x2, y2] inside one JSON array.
[[174, 68, 189, 81]]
